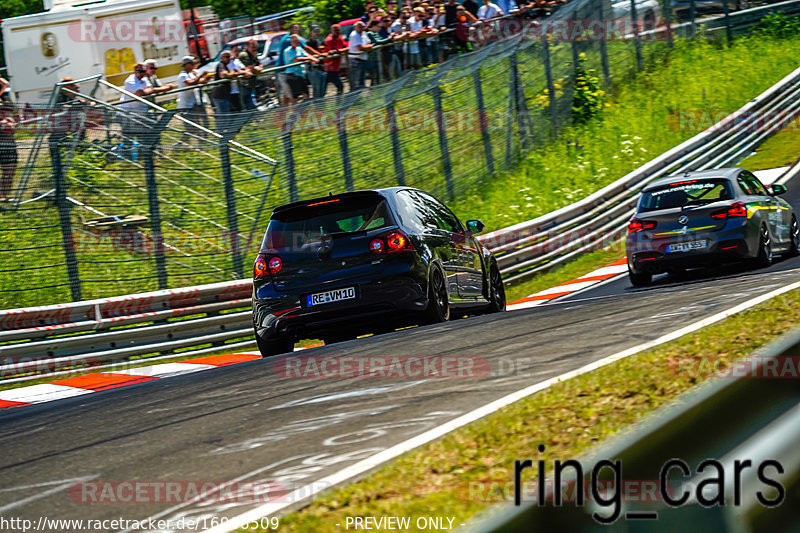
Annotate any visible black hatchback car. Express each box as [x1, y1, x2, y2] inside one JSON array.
[[626, 168, 799, 286], [252, 188, 506, 356]]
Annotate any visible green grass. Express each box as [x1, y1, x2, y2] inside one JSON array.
[[503, 243, 624, 303], [249, 287, 800, 532], [447, 35, 800, 231], [740, 124, 800, 171]]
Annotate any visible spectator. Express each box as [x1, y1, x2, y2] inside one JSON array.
[[238, 39, 263, 109], [478, 0, 504, 19], [283, 34, 311, 104], [227, 45, 245, 112], [0, 102, 16, 202], [454, 5, 478, 54], [212, 51, 233, 129], [306, 25, 328, 99], [176, 55, 210, 141], [463, 0, 480, 16], [55, 77, 82, 105], [407, 8, 426, 69], [348, 21, 372, 91], [143, 59, 164, 88], [378, 16, 402, 78], [391, 11, 412, 69], [323, 24, 346, 95], [365, 20, 389, 84], [119, 63, 171, 146], [0, 77, 11, 103]]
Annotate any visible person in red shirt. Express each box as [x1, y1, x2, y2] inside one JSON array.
[[323, 24, 347, 95]]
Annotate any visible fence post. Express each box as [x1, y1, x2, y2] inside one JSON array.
[[690, 0, 697, 38], [629, 0, 644, 72], [337, 110, 355, 192], [386, 100, 406, 186], [472, 69, 495, 176], [663, 0, 674, 48], [510, 51, 532, 151], [219, 138, 243, 278], [281, 109, 299, 203], [141, 146, 168, 290], [50, 138, 82, 302], [722, 0, 733, 44], [139, 112, 173, 290], [541, 35, 559, 137], [432, 85, 454, 199]]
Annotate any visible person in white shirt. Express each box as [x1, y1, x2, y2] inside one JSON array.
[[176, 55, 209, 141], [407, 8, 426, 69], [477, 0, 504, 19], [119, 63, 172, 148], [347, 21, 371, 91]]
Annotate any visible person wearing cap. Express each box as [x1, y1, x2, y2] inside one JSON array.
[[119, 63, 172, 150], [177, 55, 209, 141], [212, 51, 234, 130]]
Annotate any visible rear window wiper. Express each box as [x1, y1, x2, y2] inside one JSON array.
[[683, 198, 717, 207]]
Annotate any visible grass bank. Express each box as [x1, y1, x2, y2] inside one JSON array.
[[448, 34, 800, 230]]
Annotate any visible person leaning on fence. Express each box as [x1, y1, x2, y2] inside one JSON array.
[[238, 39, 263, 109], [227, 45, 246, 112], [212, 51, 234, 130], [306, 26, 328, 99], [323, 24, 347, 96], [176, 55, 210, 143], [283, 34, 314, 105], [0, 102, 18, 203], [119, 63, 173, 147], [348, 21, 372, 92], [477, 0, 504, 19]]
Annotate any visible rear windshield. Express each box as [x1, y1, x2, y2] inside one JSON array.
[[262, 196, 393, 250], [638, 179, 733, 212]]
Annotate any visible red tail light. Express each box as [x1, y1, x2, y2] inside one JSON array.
[[628, 218, 657, 233], [711, 202, 748, 219], [268, 256, 283, 274], [254, 253, 268, 279], [254, 253, 282, 279], [369, 230, 415, 254]]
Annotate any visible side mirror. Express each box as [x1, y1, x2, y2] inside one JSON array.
[[770, 183, 787, 196], [466, 219, 485, 233]]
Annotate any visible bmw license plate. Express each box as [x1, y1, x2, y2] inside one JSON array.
[[667, 240, 707, 253], [306, 287, 356, 306]]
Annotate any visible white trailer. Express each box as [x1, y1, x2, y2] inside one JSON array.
[[1, 0, 189, 103]]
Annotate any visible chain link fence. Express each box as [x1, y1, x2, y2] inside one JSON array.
[[0, 0, 727, 309]]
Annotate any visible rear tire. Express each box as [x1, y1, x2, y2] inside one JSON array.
[[255, 329, 294, 358], [422, 266, 450, 324], [789, 216, 800, 257], [486, 261, 506, 313], [628, 269, 652, 287], [754, 224, 773, 268]]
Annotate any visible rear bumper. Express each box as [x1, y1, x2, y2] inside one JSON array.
[[253, 271, 428, 341], [625, 222, 756, 274]]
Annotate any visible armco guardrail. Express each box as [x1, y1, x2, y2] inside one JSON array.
[[485, 61, 800, 283], [4, 15, 800, 382], [469, 324, 800, 532]]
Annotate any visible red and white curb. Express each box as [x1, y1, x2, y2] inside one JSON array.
[[0, 258, 625, 409], [506, 258, 628, 311], [0, 354, 261, 409]]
